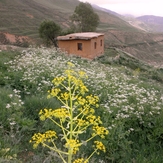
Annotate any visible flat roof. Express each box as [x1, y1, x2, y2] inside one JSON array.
[[57, 32, 104, 40]]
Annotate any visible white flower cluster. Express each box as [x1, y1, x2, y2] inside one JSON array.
[[5, 47, 163, 131], [6, 89, 24, 125], [6, 89, 24, 109]]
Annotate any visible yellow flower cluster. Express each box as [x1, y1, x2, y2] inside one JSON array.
[[86, 115, 102, 126], [86, 95, 99, 105], [77, 95, 99, 106], [92, 126, 109, 138], [77, 96, 87, 106], [65, 139, 81, 154], [60, 92, 69, 101], [65, 69, 75, 77], [47, 88, 61, 98], [30, 130, 57, 149], [78, 104, 94, 116], [76, 118, 89, 127], [30, 62, 109, 163], [67, 62, 75, 67], [73, 158, 88, 163], [94, 141, 106, 153], [78, 70, 87, 78], [39, 108, 69, 121], [86, 115, 96, 124], [79, 83, 89, 95], [71, 77, 88, 95], [52, 76, 66, 86]]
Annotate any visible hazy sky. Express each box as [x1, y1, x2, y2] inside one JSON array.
[[79, 0, 163, 17]]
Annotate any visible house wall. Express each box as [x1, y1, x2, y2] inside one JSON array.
[[90, 35, 104, 58], [58, 35, 104, 59]]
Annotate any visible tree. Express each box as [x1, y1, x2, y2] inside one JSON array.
[[70, 2, 100, 32], [39, 20, 62, 47]]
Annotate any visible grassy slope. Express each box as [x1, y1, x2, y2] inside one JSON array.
[[0, 48, 163, 162], [0, 0, 82, 37], [0, 0, 140, 39], [0, 0, 79, 39]]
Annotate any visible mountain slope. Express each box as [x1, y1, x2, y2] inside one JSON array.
[[0, 0, 142, 39], [137, 15, 163, 33], [0, 0, 79, 39]]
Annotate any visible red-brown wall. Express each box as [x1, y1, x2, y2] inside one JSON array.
[[58, 35, 104, 59], [90, 35, 104, 58]]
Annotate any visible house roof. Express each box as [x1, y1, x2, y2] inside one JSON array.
[[57, 32, 104, 41]]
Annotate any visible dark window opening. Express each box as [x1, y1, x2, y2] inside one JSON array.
[[78, 43, 82, 51], [100, 40, 102, 46], [94, 42, 97, 49]]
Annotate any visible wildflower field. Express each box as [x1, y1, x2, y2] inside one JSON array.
[[0, 47, 163, 163]]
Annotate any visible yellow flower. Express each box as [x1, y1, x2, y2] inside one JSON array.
[[39, 108, 69, 121], [65, 139, 81, 154], [52, 108, 70, 119], [77, 96, 87, 106], [76, 119, 89, 127], [67, 62, 75, 67], [80, 104, 91, 115], [48, 88, 61, 98], [73, 158, 88, 163], [64, 69, 75, 77], [86, 115, 96, 124], [78, 70, 87, 78], [86, 95, 99, 105], [30, 130, 57, 149], [52, 76, 66, 86], [60, 92, 69, 101], [92, 126, 109, 138], [39, 108, 52, 121], [93, 141, 106, 153], [80, 84, 89, 95]]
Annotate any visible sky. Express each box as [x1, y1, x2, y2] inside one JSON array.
[[79, 0, 163, 17]]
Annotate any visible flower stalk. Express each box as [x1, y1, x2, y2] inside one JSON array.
[[30, 62, 109, 163]]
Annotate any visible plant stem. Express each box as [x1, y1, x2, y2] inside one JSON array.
[[68, 74, 73, 163]]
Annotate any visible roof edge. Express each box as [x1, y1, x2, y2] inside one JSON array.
[[57, 32, 104, 41]]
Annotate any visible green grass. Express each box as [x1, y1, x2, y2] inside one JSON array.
[[0, 48, 163, 162]]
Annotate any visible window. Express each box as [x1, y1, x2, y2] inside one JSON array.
[[94, 42, 97, 49], [100, 40, 102, 46], [77, 43, 82, 51]]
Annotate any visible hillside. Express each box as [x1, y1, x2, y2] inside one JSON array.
[[137, 15, 163, 33], [1, 47, 163, 162], [0, 0, 163, 67], [0, 0, 136, 37], [0, 0, 79, 40]]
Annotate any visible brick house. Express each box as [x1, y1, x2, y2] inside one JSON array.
[[57, 32, 104, 59]]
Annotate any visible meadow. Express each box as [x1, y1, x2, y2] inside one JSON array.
[[0, 47, 163, 163]]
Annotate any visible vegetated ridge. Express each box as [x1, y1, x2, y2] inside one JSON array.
[[0, 0, 163, 67], [137, 15, 163, 33]]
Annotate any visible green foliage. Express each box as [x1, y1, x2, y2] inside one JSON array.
[[39, 20, 62, 47], [70, 2, 99, 32], [98, 48, 163, 84], [1, 48, 163, 162], [61, 28, 76, 36], [0, 87, 35, 162], [0, 50, 20, 86], [23, 94, 61, 120]]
